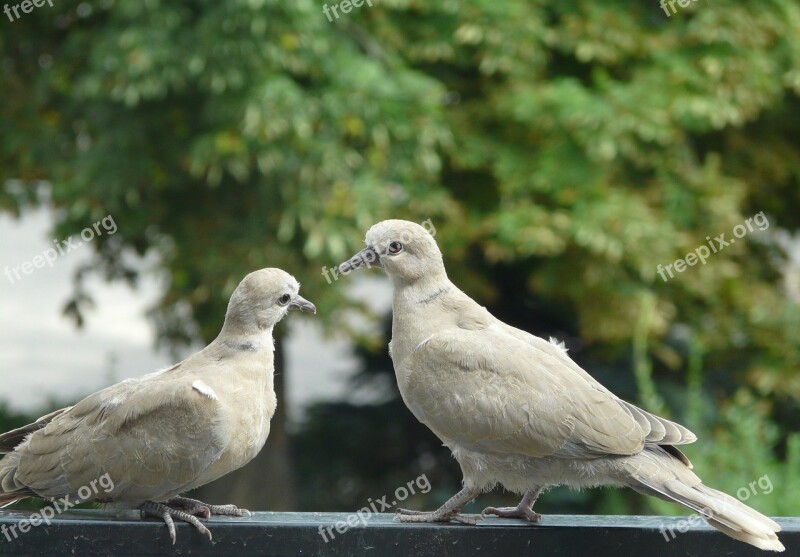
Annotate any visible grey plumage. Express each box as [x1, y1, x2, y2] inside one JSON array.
[[338, 219, 783, 552], [0, 268, 316, 542]]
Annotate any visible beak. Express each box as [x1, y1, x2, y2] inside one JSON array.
[[289, 295, 317, 314], [338, 246, 381, 274]]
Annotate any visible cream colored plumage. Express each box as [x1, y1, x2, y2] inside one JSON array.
[[339, 219, 784, 553], [0, 268, 315, 543]]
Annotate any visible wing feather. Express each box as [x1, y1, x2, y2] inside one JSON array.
[[11, 376, 227, 502], [399, 327, 646, 459], [496, 323, 696, 446]]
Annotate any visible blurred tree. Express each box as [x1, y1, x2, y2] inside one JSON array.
[[2, 0, 799, 515], [0, 0, 452, 511]]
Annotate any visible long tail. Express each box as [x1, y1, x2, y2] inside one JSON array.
[[625, 446, 784, 552]]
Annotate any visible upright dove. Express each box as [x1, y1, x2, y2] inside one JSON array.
[[0, 268, 315, 543], [338, 219, 784, 552]]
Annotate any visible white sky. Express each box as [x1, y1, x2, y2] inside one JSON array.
[[0, 208, 391, 423]]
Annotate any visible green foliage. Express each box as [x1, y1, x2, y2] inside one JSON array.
[[1, 0, 798, 514]]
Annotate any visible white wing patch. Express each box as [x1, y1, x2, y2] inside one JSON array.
[[549, 336, 569, 354], [192, 380, 219, 401], [105, 394, 126, 409]]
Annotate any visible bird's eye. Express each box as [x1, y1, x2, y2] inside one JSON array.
[[387, 241, 403, 255], [278, 294, 291, 306]]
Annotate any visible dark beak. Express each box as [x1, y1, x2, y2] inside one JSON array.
[[338, 246, 381, 274], [289, 295, 316, 314]]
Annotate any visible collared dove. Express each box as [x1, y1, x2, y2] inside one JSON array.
[[0, 268, 316, 543], [338, 219, 784, 552]]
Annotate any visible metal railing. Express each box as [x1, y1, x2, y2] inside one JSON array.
[[0, 511, 796, 556]]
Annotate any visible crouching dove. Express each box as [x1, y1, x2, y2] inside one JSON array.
[[338, 220, 784, 552], [0, 268, 315, 543]]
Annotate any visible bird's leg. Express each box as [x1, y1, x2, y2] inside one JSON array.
[[482, 486, 543, 522], [166, 496, 250, 518], [396, 486, 482, 525], [139, 500, 213, 544]]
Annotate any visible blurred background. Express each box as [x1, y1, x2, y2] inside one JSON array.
[[1, 0, 799, 518]]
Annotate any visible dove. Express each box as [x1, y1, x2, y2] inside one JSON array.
[[0, 268, 316, 543], [338, 219, 784, 552]]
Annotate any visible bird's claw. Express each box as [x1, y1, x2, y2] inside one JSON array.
[[206, 503, 248, 517], [167, 497, 247, 517], [140, 497, 245, 543], [395, 508, 481, 525], [481, 505, 541, 522], [140, 500, 214, 544]]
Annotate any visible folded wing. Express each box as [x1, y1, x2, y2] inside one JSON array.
[[400, 326, 666, 459], [2, 375, 227, 503]]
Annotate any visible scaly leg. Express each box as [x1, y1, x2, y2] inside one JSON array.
[[396, 486, 482, 525]]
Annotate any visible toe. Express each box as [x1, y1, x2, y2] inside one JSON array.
[[193, 506, 211, 519], [526, 511, 542, 523], [165, 518, 177, 544], [452, 514, 481, 525], [481, 506, 514, 517], [395, 508, 424, 516]]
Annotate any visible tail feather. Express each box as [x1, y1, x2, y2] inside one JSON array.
[[627, 446, 784, 552], [0, 494, 28, 508], [694, 484, 781, 532], [706, 516, 783, 552]]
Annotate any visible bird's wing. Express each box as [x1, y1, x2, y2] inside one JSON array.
[[0, 407, 73, 454], [14, 372, 228, 501], [399, 326, 648, 459], [496, 322, 696, 445]]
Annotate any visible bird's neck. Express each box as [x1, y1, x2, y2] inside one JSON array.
[[390, 269, 451, 307], [218, 319, 276, 347], [390, 275, 464, 365], [204, 326, 277, 382]]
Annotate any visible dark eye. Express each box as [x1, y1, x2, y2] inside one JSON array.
[[278, 294, 291, 306], [387, 241, 403, 255]]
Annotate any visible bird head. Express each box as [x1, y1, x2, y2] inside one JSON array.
[[339, 219, 445, 285], [224, 268, 316, 333]]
